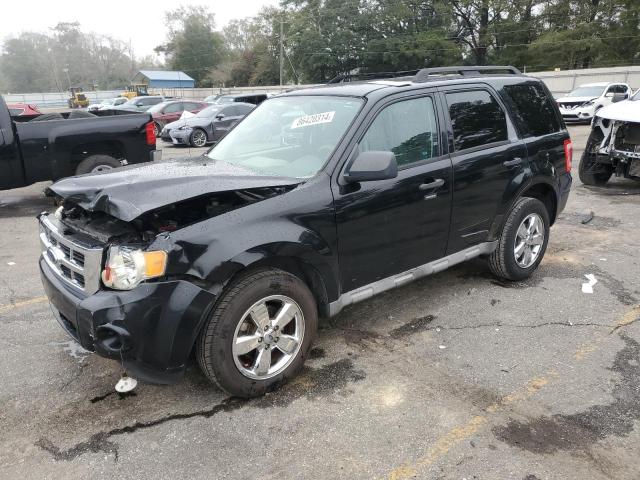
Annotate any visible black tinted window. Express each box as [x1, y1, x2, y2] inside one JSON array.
[[359, 97, 439, 167], [502, 83, 561, 137], [446, 90, 508, 151]]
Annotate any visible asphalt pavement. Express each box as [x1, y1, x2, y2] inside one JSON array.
[[1, 126, 639, 479]]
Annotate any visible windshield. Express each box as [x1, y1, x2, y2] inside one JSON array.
[[567, 86, 605, 98], [196, 105, 222, 118], [206, 95, 364, 178]]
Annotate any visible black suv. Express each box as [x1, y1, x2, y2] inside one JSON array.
[[39, 66, 572, 398]]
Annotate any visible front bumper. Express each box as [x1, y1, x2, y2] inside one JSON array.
[[169, 129, 192, 145], [40, 256, 216, 384], [559, 107, 595, 122]]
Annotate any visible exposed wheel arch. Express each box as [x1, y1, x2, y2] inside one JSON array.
[[520, 182, 558, 225]]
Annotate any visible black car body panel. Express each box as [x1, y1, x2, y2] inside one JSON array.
[[39, 70, 572, 384], [0, 96, 157, 190]]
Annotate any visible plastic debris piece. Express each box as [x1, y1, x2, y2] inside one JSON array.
[[581, 211, 595, 224], [581, 274, 598, 294], [7, 262, 15, 266], [438, 345, 447, 350], [115, 376, 138, 393]]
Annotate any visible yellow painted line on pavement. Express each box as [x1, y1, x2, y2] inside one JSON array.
[[0, 296, 48, 314], [385, 304, 640, 480]]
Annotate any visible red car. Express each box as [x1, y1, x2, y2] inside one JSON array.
[[147, 100, 208, 137], [7, 103, 41, 121]]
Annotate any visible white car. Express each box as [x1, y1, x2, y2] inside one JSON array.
[[556, 82, 632, 123], [578, 89, 640, 186], [87, 97, 128, 112]]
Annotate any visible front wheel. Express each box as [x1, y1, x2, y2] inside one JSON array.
[[189, 128, 208, 147], [196, 268, 318, 398], [579, 130, 612, 186], [488, 197, 550, 281]]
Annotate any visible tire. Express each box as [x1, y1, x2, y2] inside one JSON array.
[[75, 154, 121, 175], [488, 197, 550, 281], [197, 268, 318, 398], [153, 122, 161, 138], [189, 128, 208, 147], [579, 130, 612, 186]]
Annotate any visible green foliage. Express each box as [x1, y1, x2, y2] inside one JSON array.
[[1, 0, 639, 91], [155, 6, 226, 87]]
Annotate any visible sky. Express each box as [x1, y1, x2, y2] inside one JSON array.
[[1, 0, 279, 57]]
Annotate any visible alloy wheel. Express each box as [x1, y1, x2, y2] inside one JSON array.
[[232, 295, 305, 380], [514, 213, 545, 268]]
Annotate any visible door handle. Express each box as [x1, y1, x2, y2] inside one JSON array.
[[503, 157, 523, 168], [419, 178, 445, 191]]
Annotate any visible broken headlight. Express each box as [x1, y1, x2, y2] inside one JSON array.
[[101, 246, 167, 290]]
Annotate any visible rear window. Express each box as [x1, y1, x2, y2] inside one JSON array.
[[502, 83, 561, 137], [446, 90, 508, 151]]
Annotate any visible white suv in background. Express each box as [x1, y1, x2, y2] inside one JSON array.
[[556, 82, 632, 123]]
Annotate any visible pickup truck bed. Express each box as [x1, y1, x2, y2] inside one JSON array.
[[0, 96, 159, 190]]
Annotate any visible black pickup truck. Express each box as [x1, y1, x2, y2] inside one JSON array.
[[39, 66, 572, 398], [0, 96, 160, 190]]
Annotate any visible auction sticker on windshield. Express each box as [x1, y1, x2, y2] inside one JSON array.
[[291, 111, 335, 129]]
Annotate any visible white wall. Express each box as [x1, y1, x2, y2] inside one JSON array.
[[4, 66, 640, 108]]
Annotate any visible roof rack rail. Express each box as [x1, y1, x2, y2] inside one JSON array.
[[327, 70, 419, 84], [413, 65, 522, 83]]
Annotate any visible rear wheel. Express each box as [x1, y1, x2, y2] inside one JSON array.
[[75, 154, 121, 175], [190, 128, 207, 147], [197, 268, 317, 398], [579, 130, 613, 186], [488, 197, 550, 281]]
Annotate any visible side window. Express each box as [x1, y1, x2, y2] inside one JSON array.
[[222, 106, 237, 116], [446, 90, 508, 151], [359, 96, 439, 167], [183, 102, 200, 111], [502, 83, 561, 137], [163, 103, 183, 113]]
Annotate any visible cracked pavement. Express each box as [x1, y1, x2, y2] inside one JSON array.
[[1, 126, 640, 479]]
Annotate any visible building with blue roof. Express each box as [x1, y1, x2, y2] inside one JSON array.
[[131, 70, 196, 88]]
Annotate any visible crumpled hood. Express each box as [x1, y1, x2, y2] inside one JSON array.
[[596, 100, 640, 123], [48, 156, 301, 222]]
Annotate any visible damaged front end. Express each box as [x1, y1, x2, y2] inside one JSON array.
[[580, 97, 640, 185], [39, 172, 298, 383], [590, 117, 640, 179]]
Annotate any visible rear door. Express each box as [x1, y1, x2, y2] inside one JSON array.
[[498, 80, 567, 188], [440, 85, 528, 254], [332, 93, 453, 292]]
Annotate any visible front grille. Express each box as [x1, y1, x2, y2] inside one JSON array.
[[40, 215, 104, 294]]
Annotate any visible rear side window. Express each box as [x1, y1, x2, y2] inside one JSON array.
[[446, 90, 508, 151], [502, 83, 561, 137], [359, 96, 439, 167], [164, 103, 183, 113]]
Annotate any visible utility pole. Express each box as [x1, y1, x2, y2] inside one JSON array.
[[279, 16, 284, 87]]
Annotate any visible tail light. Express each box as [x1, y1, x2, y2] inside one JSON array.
[[563, 139, 573, 173], [145, 122, 156, 146]]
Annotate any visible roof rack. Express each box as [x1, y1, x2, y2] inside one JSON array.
[[327, 70, 420, 84], [413, 65, 522, 83]]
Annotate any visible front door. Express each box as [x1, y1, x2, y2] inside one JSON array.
[[332, 94, 453, 292]]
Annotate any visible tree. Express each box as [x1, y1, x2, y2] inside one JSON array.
[[155, 6, 226, 86]]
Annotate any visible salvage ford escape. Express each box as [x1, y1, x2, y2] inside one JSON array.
[[39, 66, 572, 398]]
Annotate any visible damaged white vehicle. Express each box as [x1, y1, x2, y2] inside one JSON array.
[[579, 89, 640, 186]]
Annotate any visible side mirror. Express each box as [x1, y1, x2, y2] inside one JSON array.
[[343, 151, 398, 183], [612, 93, 627, 103], [215, 114, 225, 120]]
